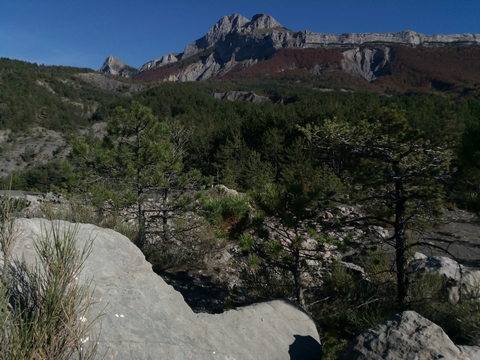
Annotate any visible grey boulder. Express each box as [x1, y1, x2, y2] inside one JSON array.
[[408, 254, 480, 303], [9, 218, 321, 360], [337, 310, 472, 360]]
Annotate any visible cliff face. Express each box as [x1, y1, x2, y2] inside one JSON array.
[[301, 30, 479, 48], [99, 13, 480, 84], [341, 47, 393, 82], [137, 53, 179, 73]]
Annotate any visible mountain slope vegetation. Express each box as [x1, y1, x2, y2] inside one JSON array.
[[0, 58, 137, 132], [2, 54, 480, 359]]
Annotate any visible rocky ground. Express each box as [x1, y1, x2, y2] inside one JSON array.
[[159, 209, 480, 314], [3, 191, 480, 315], [418, 210, 480, 268], [0, 127, 67, 176], [0, 122, 108, 178]]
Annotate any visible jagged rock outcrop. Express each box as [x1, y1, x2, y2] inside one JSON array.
[[213, 91, 270, 103], [99, 55, 137, 77], [99, 13, 480, 84], [243, 13, 283, 32], [338, 311, 479, 360], [183, 13, 249, 58], [137, 53, 179, 73], [7, 218, 321, 359]]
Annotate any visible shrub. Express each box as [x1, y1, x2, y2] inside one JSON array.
[[201, 194, 250, 231], [410, 273, 480, 345], [310, 254, 398, 360], [0, 212, 102, 359]]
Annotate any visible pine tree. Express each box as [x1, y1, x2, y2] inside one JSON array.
[[239, 166, 341, 309], [301, 106, 453, 308], [71, 101, 190, 246]]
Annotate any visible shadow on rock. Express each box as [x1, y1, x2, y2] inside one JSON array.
[[289, 334, 322, 360], [154, 268, 256, 314]]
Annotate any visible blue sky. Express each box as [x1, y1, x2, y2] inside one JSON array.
[[1, 0, 479, 70]]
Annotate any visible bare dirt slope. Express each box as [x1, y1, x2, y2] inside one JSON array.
[[0, 127, 67, 177]]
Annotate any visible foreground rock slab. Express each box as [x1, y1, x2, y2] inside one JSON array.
[[9, 219, 321, 360], [337, 310, 475, 360]]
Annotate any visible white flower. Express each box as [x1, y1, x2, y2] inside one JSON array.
[[81, 337, 89, 344], [79, 316, 87, 322]]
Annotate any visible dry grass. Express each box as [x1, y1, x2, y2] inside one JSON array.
[[0, 196, 103, 359]]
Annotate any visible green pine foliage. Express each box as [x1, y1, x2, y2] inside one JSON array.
[[70, 101, 200, 247], [301, 105, 454, 308]]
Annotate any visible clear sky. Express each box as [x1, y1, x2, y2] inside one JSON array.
[[1, 0, 479, 70]]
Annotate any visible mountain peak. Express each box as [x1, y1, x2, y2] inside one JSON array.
[[98, 56, 136, 77], [206, 13, 249, 42], [249, 14, 282, 29], [104, 55, 124, 66], [182, 14, 249, 58]]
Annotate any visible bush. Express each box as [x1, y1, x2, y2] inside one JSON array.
[[201, 194, 250, 232], [410, 273, 480, 345], [40, 196, 139, 243], [313, 251, 480, 359], [0, 203, 101, 359], [310, 255, 398, 360]]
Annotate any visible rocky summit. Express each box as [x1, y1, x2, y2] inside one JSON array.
[[99, 55, 137, 78], [99, 13, 480, 84]]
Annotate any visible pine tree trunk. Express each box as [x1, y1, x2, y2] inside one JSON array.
[[394, 172, 409, 309], [138, 202, 146, 249], [293, 249, 306, 309]]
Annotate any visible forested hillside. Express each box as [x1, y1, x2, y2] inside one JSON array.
[[0, 58, 134, 132], [3, 56, 480, 359], [2, 56, 479, 211], [85, 81, 479, 196]]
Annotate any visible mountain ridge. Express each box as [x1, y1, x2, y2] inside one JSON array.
[[99, 13, 480, 90]]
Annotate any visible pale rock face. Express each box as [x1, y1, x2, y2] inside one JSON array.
[[338, 311, 472, 360], [301, 30, 477, 48], [137, 53, 178, 73], [98, 13, 480, 81], [341, 46, 392, 81], [176, 54, 223, 81], [7, 219, 321, 360], [213, 91, 270, 103], [183, 13, 249, 59], [246, 13, 282, 30], [98, 55, 136, 77], [408, 255, 464, 281], [408, 255, 480, 304], [206, 13, 249, 43]]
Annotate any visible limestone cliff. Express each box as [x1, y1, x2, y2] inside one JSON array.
[[99, 13, 480, 83], [341, 46, 392, 81], [137, 53, 179, 73]]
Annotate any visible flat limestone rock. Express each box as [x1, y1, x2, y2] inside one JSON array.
[[9, 218, 321, 360]]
